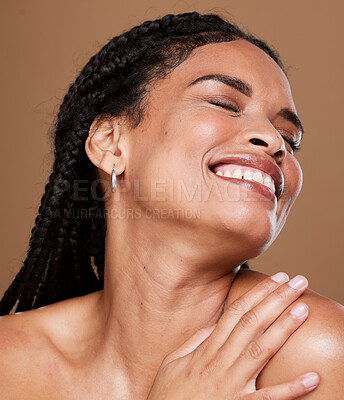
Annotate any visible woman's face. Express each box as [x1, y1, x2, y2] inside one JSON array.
[[121, 39, 303, 259]]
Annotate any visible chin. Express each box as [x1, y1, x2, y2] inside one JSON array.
[[205, 201, 277, 259]]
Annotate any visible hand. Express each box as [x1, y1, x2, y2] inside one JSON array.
[[146, 273, 320, 399]]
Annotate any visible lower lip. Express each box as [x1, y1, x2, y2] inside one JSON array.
[[211, 171, 276, 202]]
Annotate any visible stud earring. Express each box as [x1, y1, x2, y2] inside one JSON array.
[[111, 165, 117, 192]]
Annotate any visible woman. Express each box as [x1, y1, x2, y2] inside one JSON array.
[[0, 11, 343, 399]]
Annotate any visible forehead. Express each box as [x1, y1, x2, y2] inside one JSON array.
[[149, 39, 295, 110]]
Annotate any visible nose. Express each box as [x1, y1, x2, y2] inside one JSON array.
[[241, 126, 287, 164]]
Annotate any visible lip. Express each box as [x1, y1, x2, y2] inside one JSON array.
[[208, 154, 284, 200]]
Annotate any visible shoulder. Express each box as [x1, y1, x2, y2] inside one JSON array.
[[0, 308, 58, 398], [234, 269, 344, 398], [0, 293, 94, 399]]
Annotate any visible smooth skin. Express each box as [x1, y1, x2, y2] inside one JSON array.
[[0, 39, 343, 399], [147, 272, 316, 399]]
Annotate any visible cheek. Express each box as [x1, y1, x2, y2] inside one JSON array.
[[174, 104, 240, 152], [192, 110, 239, 147], [274, 155, 303, 235], [134, 109, 221, 179], [127, 133, 200, 206], [284, 156, 303, 204], [126, 107, 240, 205]]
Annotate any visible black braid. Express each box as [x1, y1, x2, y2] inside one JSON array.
[[0, 11, 281, 315]]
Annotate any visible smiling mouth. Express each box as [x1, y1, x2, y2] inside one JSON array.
[[211, 163, 276, 194], [207, 154, 284, 201], [208, 163, 279, 202]]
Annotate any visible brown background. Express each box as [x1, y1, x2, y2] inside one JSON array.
[[1, 1, 343, 304]]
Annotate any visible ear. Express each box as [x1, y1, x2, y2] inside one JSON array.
[[85, 115, 128, 177]]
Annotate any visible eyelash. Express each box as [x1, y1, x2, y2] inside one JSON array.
[[277, 128, 301, 153], [209, 100, 240, 113], [209, 101, 302, 154], [281, 136, 301, 153]]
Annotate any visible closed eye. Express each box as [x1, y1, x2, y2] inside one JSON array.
[[277, 128, 302, 153], [282, 136, 301, 153], [209, 100, 301, 153], [208, 100, 240, 113]]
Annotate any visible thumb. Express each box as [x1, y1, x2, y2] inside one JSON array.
[[161, 324, 217, 367]]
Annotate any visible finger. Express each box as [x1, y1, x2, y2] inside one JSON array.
[[218, 275, 308, 362], [244, 372, 320, 400], [161, 324, 217, 367], [223, 272, 290, 314], [231, 301, 309, 382], [200, 272, 289, 352]]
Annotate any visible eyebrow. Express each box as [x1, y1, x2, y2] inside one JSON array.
[[187, 74, 304, 140], [188, 74, 253, 97]]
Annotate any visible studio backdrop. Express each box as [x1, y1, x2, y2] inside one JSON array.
[[1, 0, 343, 304]]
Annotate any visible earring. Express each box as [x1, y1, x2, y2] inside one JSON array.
[[111, 165, 117, 192]]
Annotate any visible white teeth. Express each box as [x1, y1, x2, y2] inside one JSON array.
[[252, 171, 263, 184], [232, 168, 242, 179], [243, 170, 253, 181], [262, 176, 275, 193], [265, 181, 275, 193], [214, 168, 276, 194]]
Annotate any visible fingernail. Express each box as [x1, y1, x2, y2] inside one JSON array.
[[290, 302, 308, 317], [271, 272, 289, 283], [302, 372, 319, 389], [288, 275, 308, 290]]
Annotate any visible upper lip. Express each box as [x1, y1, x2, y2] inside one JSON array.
[[208, 154, 284, 199]]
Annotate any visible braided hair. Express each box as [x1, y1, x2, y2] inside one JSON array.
[[0, 11, 284, 315]]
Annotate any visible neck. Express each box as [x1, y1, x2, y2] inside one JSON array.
[[94, 217, 242, 396]]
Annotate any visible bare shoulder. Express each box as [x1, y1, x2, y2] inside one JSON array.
[[234, 268, 344, 399], [0, 307, 61, 399], [0, 291, 101, 399]]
